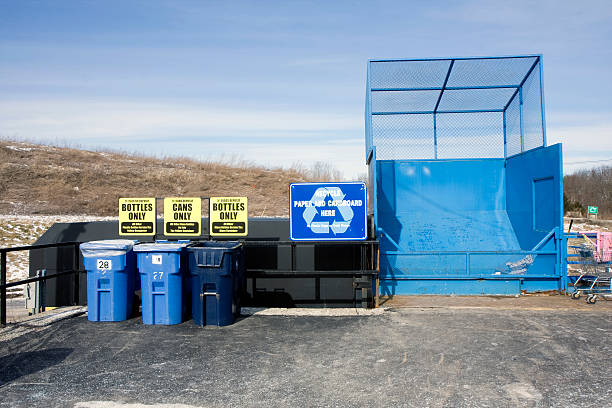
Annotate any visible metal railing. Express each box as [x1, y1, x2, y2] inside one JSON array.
[[243, 240, 380, 307], [0, 241, 83, 326], [380, 249, 559, 277]]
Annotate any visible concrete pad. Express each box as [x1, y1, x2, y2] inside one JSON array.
[[381, 294, 612, 311], [242, 307, 387, 316], [12, 306, 87, 327]]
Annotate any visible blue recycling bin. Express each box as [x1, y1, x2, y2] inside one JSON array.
[[134, 241, 189, 325], [186, 242, 244, 327], [81, 240, 138, 322]]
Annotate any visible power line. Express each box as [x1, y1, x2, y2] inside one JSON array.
[[565, 158, 612, 165]]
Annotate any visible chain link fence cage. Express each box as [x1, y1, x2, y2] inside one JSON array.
[[365, 55, 546, 161]]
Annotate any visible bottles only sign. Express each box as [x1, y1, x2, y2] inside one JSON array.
[[119, 197, 156, 236]]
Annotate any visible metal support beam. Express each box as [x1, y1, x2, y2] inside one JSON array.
[[519, 87, 525, 152], [503, 110, 507, 158], [434, 63, 454, 105], [503, 57, 540, 111], [372, 109, 504, 115], [539, 58, 547, 146], [371, 85, 519, 92], [431, 60, 454, 159], [370, 55, 540, 63], [433, 114, 438, 159]]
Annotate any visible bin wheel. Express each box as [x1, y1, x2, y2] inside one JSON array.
[[571, 292, 581, 299], [587, 295, 597, 304]]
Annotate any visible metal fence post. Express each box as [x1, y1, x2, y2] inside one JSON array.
[[1, 251, 6, 326], [39, 269, 47, 314], [34, 269, 42, 314], [73, 243, 80, 305], [290, 243, 295, 271]]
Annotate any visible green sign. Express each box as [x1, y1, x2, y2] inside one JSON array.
[[587, 206, 598, 215]]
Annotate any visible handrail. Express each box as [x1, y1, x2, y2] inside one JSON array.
[[242, 240, 378, 246], [0, 241, 81, 253], [1, 241, 82, 326], [247, 269, 378, 277], [244, 239, 380, 307], [1, 269, 83, 289]]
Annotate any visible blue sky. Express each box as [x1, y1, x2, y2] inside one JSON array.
[[1, 0, 611, 178]]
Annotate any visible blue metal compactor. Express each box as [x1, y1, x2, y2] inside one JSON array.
[[365, 55, 566, 295]]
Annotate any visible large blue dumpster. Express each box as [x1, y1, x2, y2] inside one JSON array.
[[365, 55, 566, 295], [134, 241, 189, 325], [186, 242, 244, 327], [81, 240, 138, 322]]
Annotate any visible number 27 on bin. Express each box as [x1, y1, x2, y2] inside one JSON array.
[[153, 272, 164, 280]]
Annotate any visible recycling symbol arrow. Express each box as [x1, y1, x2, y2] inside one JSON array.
[[302, 187, 353, 235]]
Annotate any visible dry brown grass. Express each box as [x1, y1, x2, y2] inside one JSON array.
[[0, 139, 317, 217]]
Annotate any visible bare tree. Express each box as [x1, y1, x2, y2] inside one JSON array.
[[564, 165, 612, 218], [309, 161, 343, 181]]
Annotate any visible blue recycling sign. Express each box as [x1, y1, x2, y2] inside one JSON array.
[[289, 182, 367, 241]]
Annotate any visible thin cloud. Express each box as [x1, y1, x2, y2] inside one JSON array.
[[0, 99, 359, 136]]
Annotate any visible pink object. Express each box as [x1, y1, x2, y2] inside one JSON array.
[[577, 231, 612, 263], [598, 232, 612, 262]]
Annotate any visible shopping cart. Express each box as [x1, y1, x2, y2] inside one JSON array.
[[569, 244, 612, 304]]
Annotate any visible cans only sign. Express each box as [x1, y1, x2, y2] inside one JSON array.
[[289, 182, 367, 241], [164, 197, 201, 236], [119, 197, 156, 235], [209, 197, 248, 236]]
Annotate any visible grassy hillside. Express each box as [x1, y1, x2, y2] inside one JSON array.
[[0, 140, 314, 217]]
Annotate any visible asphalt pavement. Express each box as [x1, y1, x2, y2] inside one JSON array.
[[0, 299, 611, 407]]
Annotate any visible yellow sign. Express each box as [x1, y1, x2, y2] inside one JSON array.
[[119, 198, 156, 235], [164, 197, 201, 236], [209, 197, 248, 236]]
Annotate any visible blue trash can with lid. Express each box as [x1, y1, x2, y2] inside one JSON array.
[[80, 239, 138, 322], [134, 241, 189, 325], [186, 242, 244, 326]]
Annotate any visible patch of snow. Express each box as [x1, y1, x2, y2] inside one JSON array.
[[6, 145, 34, 152]]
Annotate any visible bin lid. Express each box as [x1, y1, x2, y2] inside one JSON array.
[[133, 242, 188, 252], [80, 239, 137, 251], [187, 241, 242, 251]]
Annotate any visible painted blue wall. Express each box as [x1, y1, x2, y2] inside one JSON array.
[[377, 159, 519, 253], [505, 144, 563, 251], [374, 147, 564, 295]]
